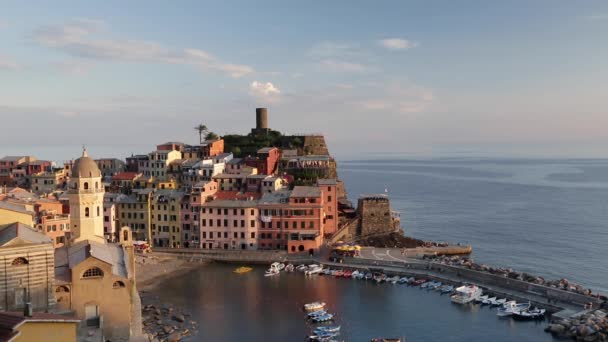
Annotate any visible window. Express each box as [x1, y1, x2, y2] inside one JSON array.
[[224, 219, 228, 227], [292, 221, 297, 229], [82, 267, 104, 278], [241, 209, 245, 215], [233, 220, 238, 227], [241, 232, 245, 239], [250, 209, 255, 215], [202, 232, 206, 239], [224, 232, 228, 238], [84, 182, 89, 190], [217, 219, 221, 227], [309, 221, 314, 228], [234, 232, 238, 238], [277, 221, 281, 229], [261, 221, 265, 229], [240, 220, 245, 228], [11, 257, 28, 266], [85, 207, 90, 217], [233, 209, 237, 215], [301, 221, 305, 229], [251, 232, 255, 239], [202, 219, 206, 227], [97, 206, 100, 216], [224, 209, 228, 215], [210, 232, 214, 239], [328, 195, 332, 202], [250, 220, 255, 228], [112, 281, 126, 289]]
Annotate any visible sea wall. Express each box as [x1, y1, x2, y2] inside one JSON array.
[[150, 248, 289, 264]]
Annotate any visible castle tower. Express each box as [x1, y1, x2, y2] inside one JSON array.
[[68, 148, 106, 243]]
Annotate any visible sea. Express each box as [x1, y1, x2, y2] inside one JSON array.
[[151, 158, 608, 341]]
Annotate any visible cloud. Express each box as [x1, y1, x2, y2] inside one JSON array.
[[32, 18, 254, 78], [379, 38, 416, 50], [319, 59, 370, 72], [249, 81, 281, 103], [0, 56, 19, 70]]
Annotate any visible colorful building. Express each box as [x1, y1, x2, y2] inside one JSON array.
[[39, 214, 70, 248], [317, 178, 338, 235], [0, 311, 79, 342], [199, 198, 259, 250], [151, 189, 184, 247], [115, 188, 153, 242], [0, 201, 34, 227]]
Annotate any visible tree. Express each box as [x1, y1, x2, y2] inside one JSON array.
[[205, 132, 218, 140], [194, 124, 208, 144], [232, 146, 242, 157]]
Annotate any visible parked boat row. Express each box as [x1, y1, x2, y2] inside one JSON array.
[[303, 301, 342, 341], [449, 285, 546, 320]]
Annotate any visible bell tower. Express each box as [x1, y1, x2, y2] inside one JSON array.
[[68, 148, 106, 244]]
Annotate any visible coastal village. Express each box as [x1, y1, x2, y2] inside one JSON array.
[[0, 108, 607, 341]]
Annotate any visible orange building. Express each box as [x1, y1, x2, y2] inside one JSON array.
[[39, 214, 70, 248], [317, 179, 338, 235]]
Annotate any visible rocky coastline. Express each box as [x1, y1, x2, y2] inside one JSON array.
[[546, 310, 608, 341]]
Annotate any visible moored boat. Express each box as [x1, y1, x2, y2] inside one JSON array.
[[285, 263, 294, 272], [440, 285, 454, 294], [307, 310, 327, 318], [482, 296, 496, 305], [475, 295, 489, 303], [264, 268, 279, 277], [398, 277, 409, 284], [450, 285, 483, 304], [305, 265, 324, 276], [490, 298, 507, 306], [388, 276, 400, 284], [365, 272, 373, 280], [304, 301, 326, 311], [343, 270, 353, 278], [429, 281, 443, 290], [296, 264, 308, 272], [512, 307, 546, 320], [373, 273, 387, 284], [233, 266, 253, 274], [411, 278, 427, 286], [311, 313, 334, 322], [314, 326, 341, 333], [497, 301, 531, 317]]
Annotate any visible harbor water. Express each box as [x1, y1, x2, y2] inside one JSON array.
[[150, 158, 608, 341]]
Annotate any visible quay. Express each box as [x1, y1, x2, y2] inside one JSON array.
[[149, 247, 604, 318]]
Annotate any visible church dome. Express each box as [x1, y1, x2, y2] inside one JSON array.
[[71, 149, 101, 178]]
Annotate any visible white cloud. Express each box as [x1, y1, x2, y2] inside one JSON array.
[[319, 59, 370, 72], [249, 81, 281, 103], [379, 38, 416, 51], [32, 18, 254, 78], [0, 56, 18, 70]]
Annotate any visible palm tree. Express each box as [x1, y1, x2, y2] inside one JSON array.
[[194, 124, 208, 144]]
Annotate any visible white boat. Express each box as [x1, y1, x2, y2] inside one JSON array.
[[314, 326, 341, 333], [513, 307, 546, 319], [264, 269, 279, 277], [491, 298, 507, 306], [475, 295, 489, 303], [497, 301, 531, 317], [451, 285, 483, 304], [311, 313, 334, 322], [389, 276, 400, 284], [307, 310, 327, 318], [352, 270, 361, 278], [304, 302, 326, 311], [482, 296, 497, 305], [305, 265, 324, 275], [296, 264, 308, 272], [285, 264, 294, 272], [398, 277, 409, 284], [428, 281, 442, 290]]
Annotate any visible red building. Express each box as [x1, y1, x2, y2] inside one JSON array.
[[24, 160, 52, 175], [244, 147, 280, 175], [39, 213, 70, 248], [201, 139, 225, 157], [317, 178, 338, 235], [257, 186, 324, 254]]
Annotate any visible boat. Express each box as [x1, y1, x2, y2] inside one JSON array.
[[285, 264, 294, 272], [425, 281, 442, 290], [475, 295, 489, 303], [307, 310, 327, 318], [371, 338, 402, 342], [450, 285, 483, 304], [333, 270, 344, 277], [343, 270, 353, 278], [311, 313, 334, 322], [264, 269, 279, 277], [314, 326, 341, 333], [482, 296, 497, 305], [233, 266, 253, 274], [512, 307, 546, 320], [304, 302, 326, 311], [365, 272, 373, 280], [305, 265, 324, 276], [373, 273, 387, 284], [296, 264, 308, 272], [411, 278, 427, 286], [490, 298, 507, 306], [309, 332, 339, 341], [497, 301, 531, 317], [440, 285, 454, 294], [389, 276, 400, 284], [398, 277, 409, 284]]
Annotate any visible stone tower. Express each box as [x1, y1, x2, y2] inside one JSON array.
[[68, 148, 106, 243]]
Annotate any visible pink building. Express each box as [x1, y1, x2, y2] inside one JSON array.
[[199, 198, 259, 250], [186, 181, 218, 248], [317, 179, 338, 235]]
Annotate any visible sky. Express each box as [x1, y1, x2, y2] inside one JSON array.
[[1, 1, 608, 161]]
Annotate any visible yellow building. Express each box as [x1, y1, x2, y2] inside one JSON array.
[[54, 149, 142, 341], [0, 311, 79, 342], [30, 169, 67, 194], [151, 189, 184, 248], [0, 201, 34, 227]]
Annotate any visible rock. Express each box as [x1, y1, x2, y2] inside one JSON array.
[[163, 325, 174, 334], [583, 336, 598, 342], [167, 332, 181, 342], [578, 324, 589, 337], [156, 320, 162, 325], [154, 308, 161, 316], [547, 324, 566, 334], [172, 314, 185, 323]]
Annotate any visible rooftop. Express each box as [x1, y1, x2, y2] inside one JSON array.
[[0, 222, 52, 246], [258, 147, 277, 153], [112, 172, 140, 181], [214, 191, 262, 201], [0, 312, 79, 341], [226, 158, 243, 165], [0, 201, 33, 215], [291, 186, 322, 198], [202, 199, 258, 208], [317, 178, 337, 186], [0, 156, 28, 162], [258, 190, 291, 205], [55, 239, 130, 279]]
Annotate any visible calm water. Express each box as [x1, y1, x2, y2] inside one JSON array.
[[152, 158, 608, 341], [156, 264, 552, 342]]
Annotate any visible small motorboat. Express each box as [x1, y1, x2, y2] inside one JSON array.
[[440, 285, 454, 294], [365, 272, 373, 280], [334, 270, 345, 277], [233, 266, 252, 274], [427, 281, 442, 290], [513, 307, 546, 320], [411, 278, 427, 286], [311, 313, 334, 322], [475, 295, 489, 303], [309, 332, 338, 341], [482, 296, 497, 305], [343, 270, 353, 278], [398, 277, 409, 284], [352, 270, 360, 278], [497, 301, 531, 317], [373, 273, 387, 284], [371, 338, 402, 342], [314, 326, 341, 333], [307, 310, 327, 318], [264, 269, 279, 277], [491, 298, 507, 306], [296, 264, 308, 272], [305, 265, 324, 276], [304, 302, 326, 311], [285, 264, 295, 272]]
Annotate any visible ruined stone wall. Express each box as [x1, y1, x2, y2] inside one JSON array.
[[302, 135, 329, 156], [357, 196, 394, 236]]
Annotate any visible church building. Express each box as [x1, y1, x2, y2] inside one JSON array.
[[54, 149, 142, 341]]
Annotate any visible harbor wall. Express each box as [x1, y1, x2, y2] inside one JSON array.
[[151, 248, 289, 264]]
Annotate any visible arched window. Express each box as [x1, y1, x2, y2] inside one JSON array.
[[112, 281, 126, 289], [97, 206, 100, 217], [85, 207, 90, 217], [11, 257, 28, 266], [82, 267, 103, 278], [55, 286, 70, 293], [83, 182, 89, 190], [123, 230, 129, 242], [95, 181, 98, 189]]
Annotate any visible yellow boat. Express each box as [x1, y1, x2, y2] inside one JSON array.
[[233, 266, 253, 274]]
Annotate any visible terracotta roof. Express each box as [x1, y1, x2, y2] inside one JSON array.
[[213, 191, 262, 201], [112, 172, 139, 181]]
